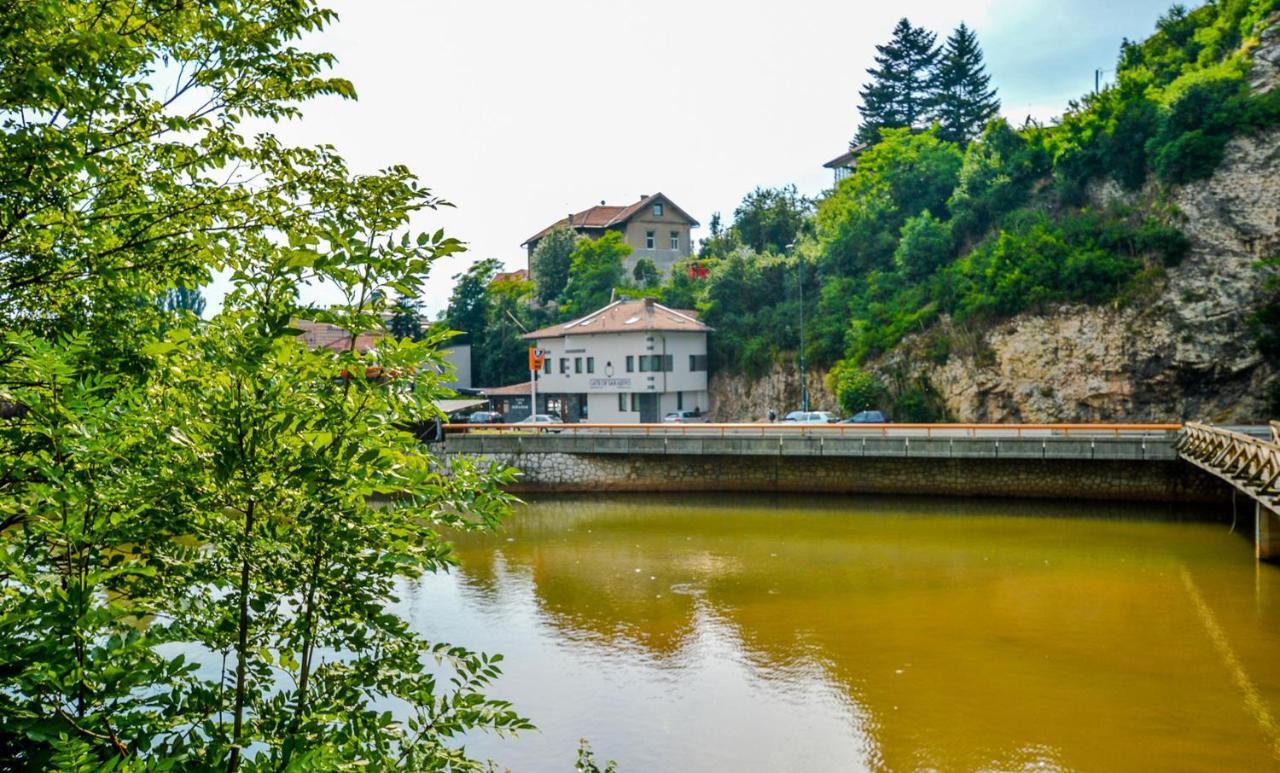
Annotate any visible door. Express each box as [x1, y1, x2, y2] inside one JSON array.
[[638, 393, 660, 424]]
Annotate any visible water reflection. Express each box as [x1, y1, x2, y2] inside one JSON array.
[[400, 494, 1280, 771]]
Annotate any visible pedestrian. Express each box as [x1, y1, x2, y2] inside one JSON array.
[[767, 408, 776, 423]]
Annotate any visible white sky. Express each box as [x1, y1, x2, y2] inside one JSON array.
[[207, 0, 1183, 316]]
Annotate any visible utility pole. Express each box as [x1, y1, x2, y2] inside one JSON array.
[[789, 242, 809, 412]]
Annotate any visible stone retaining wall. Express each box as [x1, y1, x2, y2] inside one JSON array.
[[442, 450, 1232, 504]]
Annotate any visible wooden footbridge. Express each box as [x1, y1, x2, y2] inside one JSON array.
[[1177, 422, 1280, 561]]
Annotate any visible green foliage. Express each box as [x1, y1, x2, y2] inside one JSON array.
[[948, 120, 1053, 240], [531, 225, 578, 304], [1051, 0, 1279, 194], [633, 256, 661, 288], [1251, 256, 1280, 360], [445, 258, 501, 346], [387, 295, 426, 340], [163, 287, 208, 318], [829, 363, 886, 415], [0, 3, 530, 767], [576, 739, 618, 773], [895, 212, 953, 279], [562, 231, 631, 317], [732, 185, 814, 253], [929, 23, 1001, 144], [892, 376, 948, 422], [857, 18, 939, 142]]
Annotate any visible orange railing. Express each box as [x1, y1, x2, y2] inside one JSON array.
[[443, 422, 1182, 438]]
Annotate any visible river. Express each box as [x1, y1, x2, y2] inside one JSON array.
[[397, 494, 1280, 771]]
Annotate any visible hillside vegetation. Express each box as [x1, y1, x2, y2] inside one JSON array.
[[446, 1, 1280, 416]]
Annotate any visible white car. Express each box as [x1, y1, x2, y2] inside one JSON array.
[[517, 413, 562, 426], [783, 411, 840, 424], [663, 410, 707, 423]]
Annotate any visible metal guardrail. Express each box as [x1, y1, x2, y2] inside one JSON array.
[[1178, 422, 1280, 510], [443, 422, 1183, 439]]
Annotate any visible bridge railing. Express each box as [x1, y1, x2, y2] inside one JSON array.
[[443, 422, 1182, 439], [1177, 422, 1280, 508]]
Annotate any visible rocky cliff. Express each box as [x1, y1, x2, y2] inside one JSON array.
[[712, 25, 1280, 424]]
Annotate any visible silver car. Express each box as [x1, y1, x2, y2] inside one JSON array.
[[663, 410, 707, 423], [783, 411, 841, 424]]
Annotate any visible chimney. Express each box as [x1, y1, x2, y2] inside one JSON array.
[[639, 194, 647, 200], [600, 200, 606, 205], [567, 213, 573, 226]]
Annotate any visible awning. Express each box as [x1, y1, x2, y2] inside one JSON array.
[[434, 398, 488, 415]]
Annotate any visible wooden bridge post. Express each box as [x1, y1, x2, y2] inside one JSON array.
[[1257, 502, 1280, 562]]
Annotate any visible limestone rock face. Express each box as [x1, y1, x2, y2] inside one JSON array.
[[707, 362, 836, 421], [916, 116, 1280, 424], [711, 29, 1280, 424]]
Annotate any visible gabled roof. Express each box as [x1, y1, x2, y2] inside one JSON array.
[[823, 142, 870, 169], [522, 298, 710, 340], [478, 380, 533, 396], [521, 192, 700, 247], [294, 318, 381, 354]]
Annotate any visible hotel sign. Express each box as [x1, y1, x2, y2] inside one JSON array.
[[588, 377, 632, 390]]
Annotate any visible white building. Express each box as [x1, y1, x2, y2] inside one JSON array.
[[511, 297, 710, 423]]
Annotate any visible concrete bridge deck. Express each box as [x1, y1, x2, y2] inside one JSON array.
[[442, 430, 1182, 461]]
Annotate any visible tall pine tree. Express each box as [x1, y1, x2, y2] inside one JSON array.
[[856, 18, 939, 144], [929, 23, 1000, 145]]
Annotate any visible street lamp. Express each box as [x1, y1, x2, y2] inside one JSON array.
[[787, 242, 809, 412]]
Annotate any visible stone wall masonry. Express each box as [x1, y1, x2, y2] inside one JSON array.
[[439, 449, 1231, 504]]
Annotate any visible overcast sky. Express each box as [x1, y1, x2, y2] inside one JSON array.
[[208, 0, 1184, 316]]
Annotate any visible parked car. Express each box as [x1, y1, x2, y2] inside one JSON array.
[[843, 410, 889, 424], [783, 411, 841, 424], [516, 413, 563, 432], [663, 410, 708, 423], [467, 410, 505, 424]]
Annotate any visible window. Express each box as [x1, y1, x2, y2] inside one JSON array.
[[638, 355, 649, 373], [626, 355, 634, 373], [574, 357, 582, 374], [653, 203, 663, 216], [543, 357, 552, 374], [559, 358, 568, 374], [689, 354, 708, 372], [587, 357, 595, 374], [645, 230, 655, 249], [619, 393, 627, 412], [677, 391, 684, 410], [664, 354, 673, 372], [670, 231, 679, 250], [630, 393, 643, 412]]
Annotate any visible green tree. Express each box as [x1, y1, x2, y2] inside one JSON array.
[[531, 225, 577, 304], [0, 3, 529, 767], [480, 271, 539, 385], [929, 23, 1000, 145], [444, 258, 501, 380], [562, 231, 630, 317], [633, 256, 661, 288], [895, 212, 953, 279], [828, 363, 886, 415], [387, 295, 426, 340], [857, 18, 939, 143], [732, 185, 814, 253], [163, 286, 208, 318]]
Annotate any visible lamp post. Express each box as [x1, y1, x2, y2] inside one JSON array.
[[788, 242, 809, 412]]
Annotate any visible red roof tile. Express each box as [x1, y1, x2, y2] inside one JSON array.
[[523, 298, 710, 340], [521, 193, 699, 247]]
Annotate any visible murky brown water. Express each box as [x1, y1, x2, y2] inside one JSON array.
[[397, 494, 1280, 771]]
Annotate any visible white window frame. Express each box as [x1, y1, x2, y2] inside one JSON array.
[[653, 203, 663, 216], [670, 231, 679, 250], [645, 230, 655, 249]]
